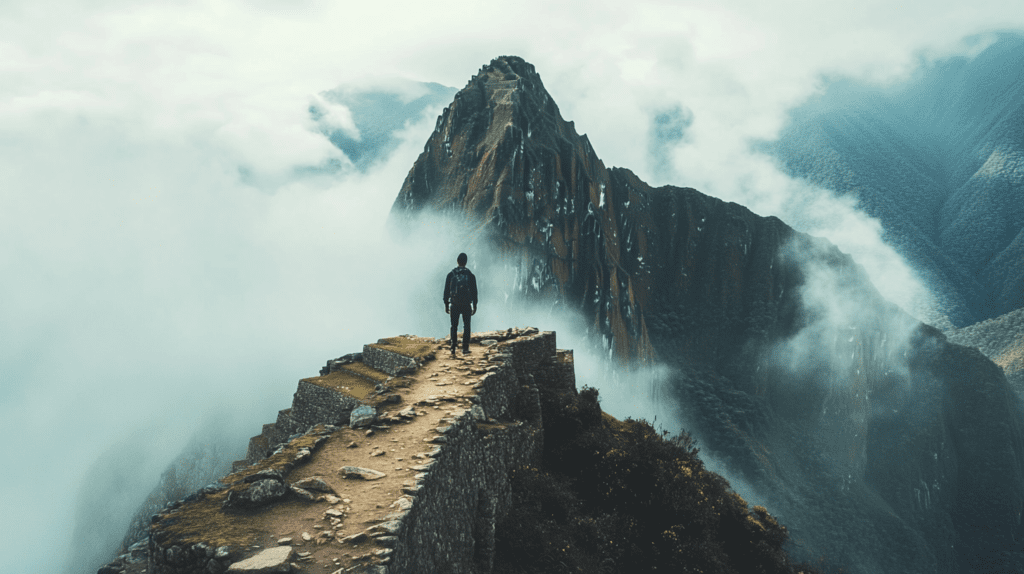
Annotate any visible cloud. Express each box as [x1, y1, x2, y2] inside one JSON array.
[[2, 1, 1024, 572]]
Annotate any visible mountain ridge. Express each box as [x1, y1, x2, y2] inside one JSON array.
[[391, 55, 1024, 573]]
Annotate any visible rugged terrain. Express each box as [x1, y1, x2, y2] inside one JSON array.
[[107, 329, 550, 574], [389, 55, 1024, 573], [102, 329, 819, 574]]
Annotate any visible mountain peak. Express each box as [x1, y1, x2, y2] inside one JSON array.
[[390, 55, 594, 221], [469, 55, 541, 87]]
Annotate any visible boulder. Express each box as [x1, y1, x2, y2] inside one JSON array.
[[349, 405, 377, 428], [224, 479, 287, 508], [226, 546, 293, 573]]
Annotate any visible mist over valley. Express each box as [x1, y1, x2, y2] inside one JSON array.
[[2, 4, 1024, 574]]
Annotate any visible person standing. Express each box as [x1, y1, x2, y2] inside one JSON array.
[[444, 252, 478, 355]]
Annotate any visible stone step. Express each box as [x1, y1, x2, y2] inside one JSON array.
[[362, 336, 435, 376], [334, 362, 388, 387]]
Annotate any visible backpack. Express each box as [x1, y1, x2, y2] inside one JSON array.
[[450, 267, 472, 302]]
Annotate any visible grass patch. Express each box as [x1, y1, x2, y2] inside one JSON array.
[[153, 491, 262, 549], [368, 336, 435, 360], [153, 432, 330, 549], [343, 362, 391, 384], [301, 365, 382, 400]]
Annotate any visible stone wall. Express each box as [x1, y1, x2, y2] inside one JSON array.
[[380, 331, 572, 574], [238, 346, 408, 468], [361, 344, 419, 376], [289, 381, 364, 431]]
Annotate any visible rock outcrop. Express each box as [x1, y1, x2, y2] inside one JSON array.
[[389, 55, 1024, 573]]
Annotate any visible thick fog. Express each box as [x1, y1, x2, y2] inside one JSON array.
[[3, 1, 1024, 572]]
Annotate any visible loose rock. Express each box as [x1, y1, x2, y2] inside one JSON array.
[[339, 466, 386, 480], [293, 476, 335, 493], [367, 520, 402, 536], [226, 546, 293, 573], [290, 485, 318, 502], [341, 532, 367, 544], [293, 448, 311, 463]]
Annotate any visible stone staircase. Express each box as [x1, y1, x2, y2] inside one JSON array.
[[236, 338, 434, 468]]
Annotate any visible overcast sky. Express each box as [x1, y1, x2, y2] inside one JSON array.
[[2, 1, 1023, 572]]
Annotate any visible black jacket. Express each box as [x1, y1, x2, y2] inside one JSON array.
[[443, 266, 478, 308]]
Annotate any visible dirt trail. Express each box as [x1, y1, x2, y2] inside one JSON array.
[[259, 339, 492, 573], [137, 336, 500, 574]]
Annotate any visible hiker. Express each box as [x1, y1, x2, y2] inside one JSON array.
[[444, 252, 478, 355]]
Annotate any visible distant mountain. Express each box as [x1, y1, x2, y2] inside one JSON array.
[[391, 55, 1024, 573], [764, 33, 1024, 327]]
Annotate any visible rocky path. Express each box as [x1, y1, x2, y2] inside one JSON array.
[[126, 333, 519, 574], [252, 340, 492, 573]]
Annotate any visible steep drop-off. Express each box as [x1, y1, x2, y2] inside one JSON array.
[[390, 56, 1024, 573], [948, 306, 1024, 397]]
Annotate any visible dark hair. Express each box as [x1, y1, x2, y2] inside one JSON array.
[[457, 252, 468, 266]]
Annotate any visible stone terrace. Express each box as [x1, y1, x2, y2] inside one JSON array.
[[135, 327, 576, 574]]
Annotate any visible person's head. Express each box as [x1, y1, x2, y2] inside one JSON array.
[[457, 253, 468, 267]]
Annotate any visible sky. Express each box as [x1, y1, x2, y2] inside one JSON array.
[[2, 1, 1023, 572]]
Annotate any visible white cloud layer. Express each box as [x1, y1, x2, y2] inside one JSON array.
[[2, 1, 1023, 572]]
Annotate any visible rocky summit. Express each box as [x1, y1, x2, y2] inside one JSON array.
[[391, 56, 1024, 573]]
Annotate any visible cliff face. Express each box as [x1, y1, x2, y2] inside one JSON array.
[[390, 56, 1024, 573]]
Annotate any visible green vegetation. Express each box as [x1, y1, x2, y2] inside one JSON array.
[[494, 385, 827, 574]]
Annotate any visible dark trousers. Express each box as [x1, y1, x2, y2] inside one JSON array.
[[450, 305, 471, 352]]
